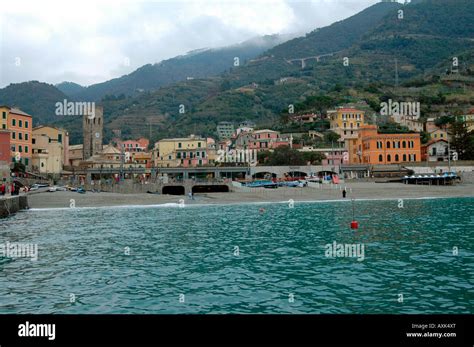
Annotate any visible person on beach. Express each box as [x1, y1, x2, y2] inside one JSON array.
[[342, 189, 347, 198]]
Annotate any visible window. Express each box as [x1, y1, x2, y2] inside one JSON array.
[[19, 145, 22, 152], [395, 154, 399, 161], [402, 141, 406, 148], [178, 143, 182, 148], [19, 120, 23, 128], [387, 154, 391, 162], [2, 112, 6, 119], [12, 132, 16, 140], [387, 141, 391, 149], [12, 119, 16, 126], [199, 160, 202, 165], [19, 133, 23, 140], [413, 154, 416, 161], [25, 121, 29, 128], [25, 158, 29, 166], [168, 155, 172, 160], [198, 142, 201, 148], [32, 138, 36, 145], [177, 152, 181, 159], [378, 154, 383, 162], [25, 134, 28, 141], [202, 151, 205, 158], [25, 146, 28, 153], [11, 145, 15, 151], [403, 154, 407, 162], [2, 124, 5, 129]]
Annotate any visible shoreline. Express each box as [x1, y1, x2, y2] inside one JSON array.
[[25, 182, 474, 210]]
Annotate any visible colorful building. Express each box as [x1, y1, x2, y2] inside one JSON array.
[[248, 130, 291, 151], [421, 139, 449, 162], [459, 110, 474, 132], [429, 128, 448, 141], [0, 130, 11, 164], [119, 138, 149, 153], [328, 108, 365, 142], [217, 122, 235, 140], [298, 146, 348, 166], [0, 106, 8, 131], [153, 135, 209, 168], [3, 107, 33, 169], [32, 126, 69, 174], [348, 125, 421, 164]]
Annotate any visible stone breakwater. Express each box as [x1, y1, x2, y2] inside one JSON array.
[[0, 196, 29, 218]]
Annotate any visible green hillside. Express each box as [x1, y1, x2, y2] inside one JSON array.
[[0, 81, 67, 125], [66, 34, 292, 101]]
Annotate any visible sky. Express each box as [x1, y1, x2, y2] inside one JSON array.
[[0, 0, 382, 88]]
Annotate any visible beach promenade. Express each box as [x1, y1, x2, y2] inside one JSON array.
[[27, 181, 474, 209]]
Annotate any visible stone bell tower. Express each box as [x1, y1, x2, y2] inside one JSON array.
[[83, 105, 103, 160]]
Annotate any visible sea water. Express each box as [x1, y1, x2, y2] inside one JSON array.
[[0, 197, 472, 314]]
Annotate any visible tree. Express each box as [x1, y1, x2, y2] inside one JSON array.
[[258, 146, 306, 166], [324, 131, 340, 144], [302, 151, 325, 164], [450, 121, 474, 160]]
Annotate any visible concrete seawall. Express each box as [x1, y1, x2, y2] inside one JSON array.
[[0, 196, 29, 218]]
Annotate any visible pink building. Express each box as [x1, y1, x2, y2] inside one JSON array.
[[248, 130, 291, 151], [119, 138, 149, 153]]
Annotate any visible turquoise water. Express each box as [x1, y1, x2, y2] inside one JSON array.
[[0, 197, 473, 314]]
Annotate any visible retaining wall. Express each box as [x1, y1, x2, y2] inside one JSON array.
[[0, 195, 28, 218]]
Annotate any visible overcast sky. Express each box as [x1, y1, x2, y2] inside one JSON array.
[[0, 0, 381, 88]]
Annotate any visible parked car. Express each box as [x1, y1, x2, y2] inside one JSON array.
[[30, 183, 50, 191], [47, 186, 67, 192]]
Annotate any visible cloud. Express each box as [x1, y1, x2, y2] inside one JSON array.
[[0, 0, 379, 88]]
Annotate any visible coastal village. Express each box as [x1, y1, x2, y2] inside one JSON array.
[[0, 101, 473, 197]]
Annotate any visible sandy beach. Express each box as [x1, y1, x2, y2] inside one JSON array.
[[26, 181, 474, 209]]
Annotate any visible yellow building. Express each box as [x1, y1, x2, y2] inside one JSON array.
[[0, 106, 8, 131], [328, 107, 365, 142], [153, 135, 209, 167], [429, 128, 448, 141], [32, 126, 69, 174]]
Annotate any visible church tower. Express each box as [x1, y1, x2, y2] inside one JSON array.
[[83, 105, 103, 160]]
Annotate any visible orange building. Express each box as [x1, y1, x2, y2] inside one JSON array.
[[8, 108, 33, 168], [348, 125, 421, 164]]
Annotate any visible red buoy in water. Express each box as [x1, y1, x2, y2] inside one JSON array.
[[350, 198, 358, 229]]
